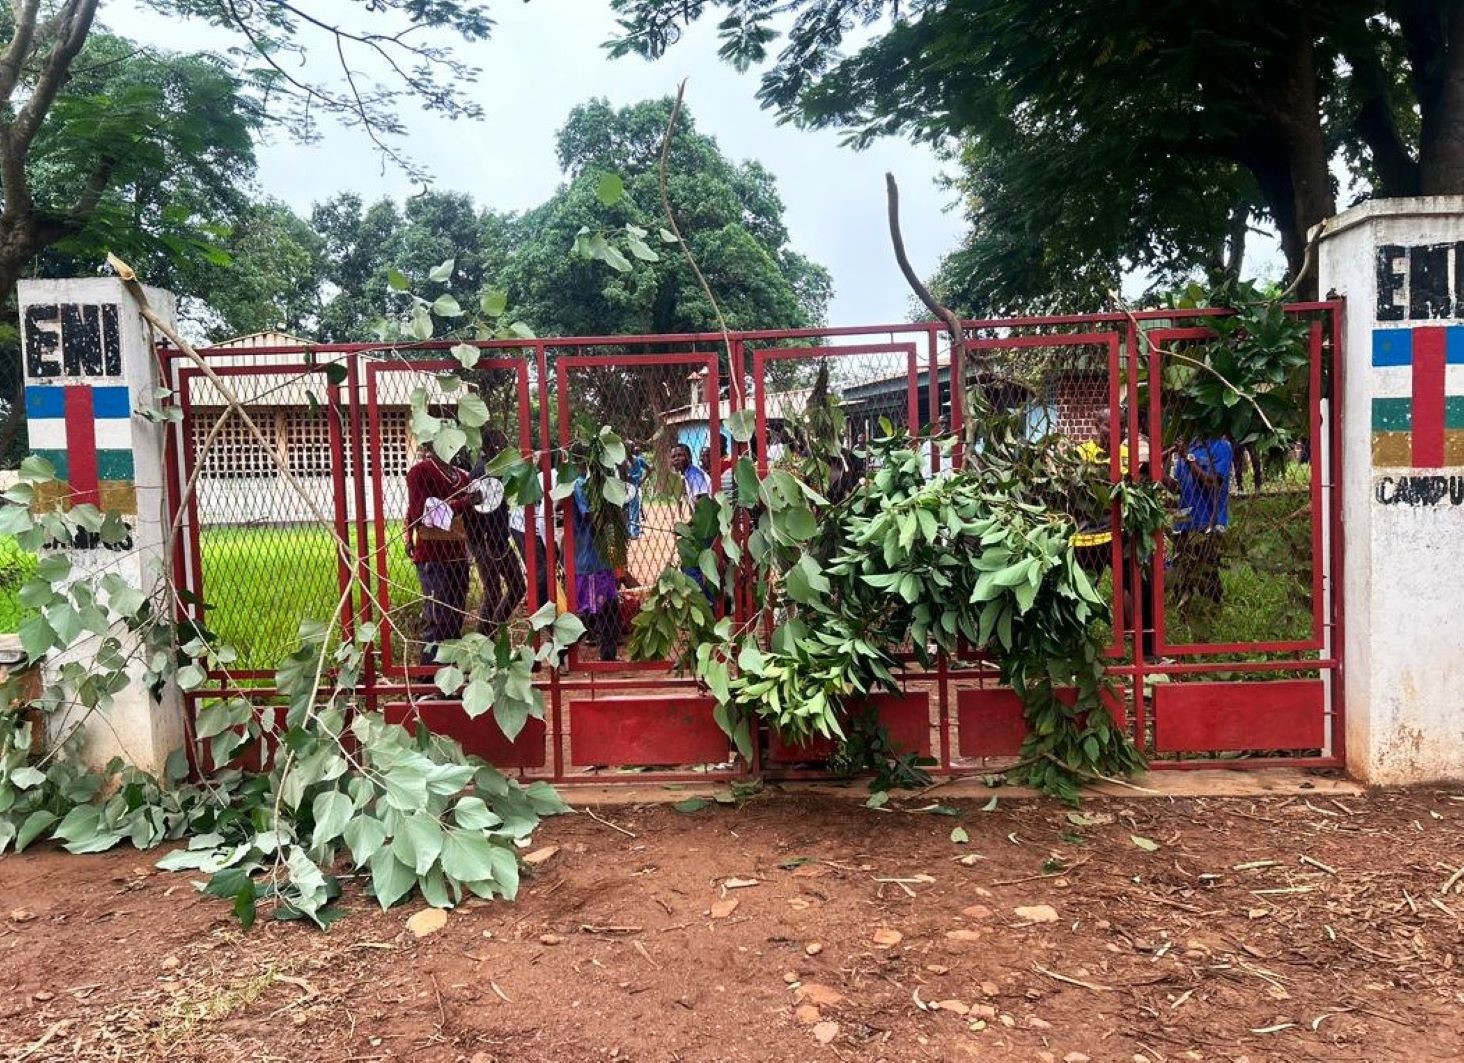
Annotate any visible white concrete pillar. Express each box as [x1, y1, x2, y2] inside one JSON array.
[[17, 277, 183, 776], [1317, 196, 1464, 785]]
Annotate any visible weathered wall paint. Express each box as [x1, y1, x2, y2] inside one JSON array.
[[15, 277, 182, 777], [1319, 197, 1464, 784]]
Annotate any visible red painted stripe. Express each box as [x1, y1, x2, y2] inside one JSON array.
[[63, 385, 100, 506], [1412, 327, 1446, 467]]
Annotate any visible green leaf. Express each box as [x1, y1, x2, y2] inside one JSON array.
[[440, 828, 497, 883], [780, 505, 817, 541], [452, 796, 502, 831], [981, 796, 999, 812], [233, 879, 258, 929], [310, 791, 354, 850], [432, 423, 468, 461], [386, 267, 410, 291], [177, 663, 208, 691], [601, 243, 632, 272], [551, 612, 585, 648], [431, 294, 463, 318], [462, 677, 494, 719], [596, 172, 625, 207], [725, 409, 756, 443], [1130, 834, 1160, 852], [450, 343, 481, 370], [673, 797, 710, 814], [369, 850, 416, 909], [457, 393, 489, 429], [428, 257, 455, 283], [600, 476, 629, 507], [481, 288, 509, 317], [343, 815, 387, 866], [8, 765, 44, 790], [19, 455, 55, 483], [865, 790, 890, 809], [626, 238, 659, 262], [950, 825, 969, 844], [659, 227, 678, 243], [16, 809, 57, 852], [395, 813, 446, 876]]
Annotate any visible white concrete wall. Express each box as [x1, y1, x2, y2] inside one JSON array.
[[17, 277, 184, 777], [1318, 196, 1464, 784]]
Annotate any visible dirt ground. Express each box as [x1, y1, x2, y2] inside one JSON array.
[[2, 784, 1462, 1062]]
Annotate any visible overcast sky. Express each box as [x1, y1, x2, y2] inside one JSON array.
[[114, 1, 958, 327]]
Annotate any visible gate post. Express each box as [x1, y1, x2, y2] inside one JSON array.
[[16, 276, 184, 777], [1317, 196, 1464, 785]]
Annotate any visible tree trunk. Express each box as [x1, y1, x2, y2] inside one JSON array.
[[1239, 31, 1336, 298], [1418, 1, 1464, 193]]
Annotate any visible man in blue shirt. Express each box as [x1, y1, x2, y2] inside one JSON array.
[[1172, 437, 1233, 605], [569, 469, 621, 661]]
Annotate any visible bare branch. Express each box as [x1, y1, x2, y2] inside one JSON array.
[[0, 0, 44, 108]]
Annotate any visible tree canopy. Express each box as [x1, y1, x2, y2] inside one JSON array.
[[501, 97, 831, 338], [607, 0, 1464, 308]]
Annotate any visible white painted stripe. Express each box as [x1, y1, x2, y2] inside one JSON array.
[[1448, 364, 1464, 395], [25, 416, 131, 450], [25, 419, 66, 448], [1372, 365, 1412, 399], [93, 418, 132, 450]]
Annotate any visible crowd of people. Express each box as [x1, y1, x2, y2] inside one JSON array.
[[402, 430, 729, 665]]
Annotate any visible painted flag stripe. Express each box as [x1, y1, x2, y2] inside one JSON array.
[[1372, 326, 1464, 367], [63, 386, 100, 506], [24, 385, 129, 419], [30, 449, 134, 483], [1412, 328, 1447, 467]]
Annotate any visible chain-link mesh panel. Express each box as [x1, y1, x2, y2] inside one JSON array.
[[363, 356, 536, 673], [182, 363, 350, 674]]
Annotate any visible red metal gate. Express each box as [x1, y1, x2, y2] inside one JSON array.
[[164, 304, 1344, 782]]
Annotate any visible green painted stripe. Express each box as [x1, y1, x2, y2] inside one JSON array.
[[96, 450, 133, 480], [1373, 397, 1412, 432], [1447, 395, 1464, 430], [29, 449, 133, 483], [32, 448, 68, 481]]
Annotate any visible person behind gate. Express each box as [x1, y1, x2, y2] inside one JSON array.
[[404, 441, 480, 665], [463, 427, 526, 634]]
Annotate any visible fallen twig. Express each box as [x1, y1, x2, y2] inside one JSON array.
[[1033, 964, 1113, 993], [1441, 864, 1464, 895], [583, 806, 637, 838], [990, 855, 1092, 887], [579, 924, 643, 935], [1299, 855, 1337, 876]]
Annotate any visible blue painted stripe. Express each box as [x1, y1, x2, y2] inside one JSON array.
[[24, 384, 130, 419], [23, 386, 64, 418], [1449, 325, 1464, 366], [90, 386, 131, 417], [1373, 329, 1412, 367]]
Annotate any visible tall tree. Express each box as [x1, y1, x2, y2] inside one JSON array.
[[310, 191, 513, 341], [501, 97, 831, 338], [0, 0, 496, 303], [498, 97, 832, 439], [606, 0, 1464, 299]]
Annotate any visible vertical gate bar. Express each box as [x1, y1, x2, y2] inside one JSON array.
[[906, 345, 919, 437], [1125, 320, 1146, 746], [929, 326, 951, 772], [539, 343, 564, 782], [178, 370, 205, 643], [364, 365, 393, 672], [1328, 303, 1347, 766], [346, 354, 376, 710], [1105, 334, 1126, 657], [161, 348, 202, 776], [327, 372, 354, 641], [1307, 320, 1325, 647]]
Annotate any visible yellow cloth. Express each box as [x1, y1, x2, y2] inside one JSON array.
[[1070, 440, 1130, 548]]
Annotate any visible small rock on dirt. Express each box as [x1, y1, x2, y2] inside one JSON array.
[[804, 942, 823, 956], [710, 899, 739, 919], [523, 845, 559, 865], [812, 1021, 840, 1044], [407, 908, 448, 938], [783, 971, 800, 984], [980, 980, 1000, 996], [795, 1004, 822, 1025], [1014, 904, 1059, 923], [796, 983, 843, 1007], [872, 927, 903, 947], [8, 909, 36, 923], [935, 999, 970, 1016], [540, 933, 565, 945], [945, 929, 982, 944], [1063, 1054, 1091, 1063], [961, 904, 994, 920]]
